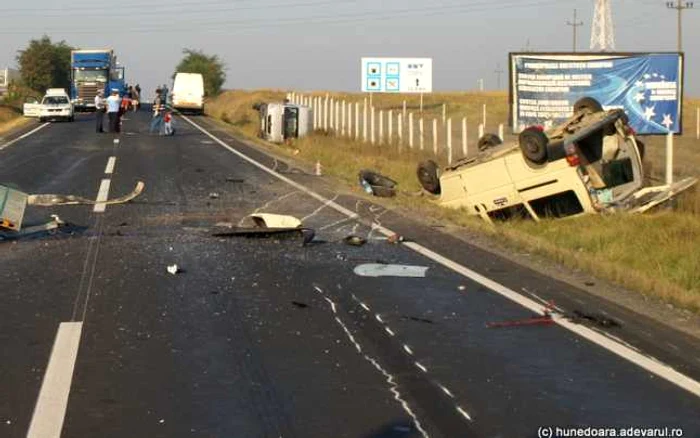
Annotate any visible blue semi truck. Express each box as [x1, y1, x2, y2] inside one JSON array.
[[70, 49, 126, 111]]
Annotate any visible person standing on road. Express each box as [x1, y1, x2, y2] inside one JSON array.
[[149, 89, 164, 134], [94, 90, 106, 133], [106, 89, 122, 133], [117, 92, 131, 133]]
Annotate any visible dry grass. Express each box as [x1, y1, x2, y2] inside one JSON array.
[[0, 106, 31, 137], [207, 90, 700, 313]]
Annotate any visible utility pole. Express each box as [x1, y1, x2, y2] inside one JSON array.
[[566, 9, 584, 52], [666, 1, 694, 52], [590, 0, 615, 51], [494, 64, 504, 90]]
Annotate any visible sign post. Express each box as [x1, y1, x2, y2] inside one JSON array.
[[361, 58, 433, 110]]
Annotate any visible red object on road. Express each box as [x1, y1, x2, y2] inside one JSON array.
[[486, 301, 556, 328]]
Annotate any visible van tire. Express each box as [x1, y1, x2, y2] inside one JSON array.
[[477, 133, 502, 151], [519, 127, 549, 165], [574, 97, 603, 114], [417, 160, 441, 195]]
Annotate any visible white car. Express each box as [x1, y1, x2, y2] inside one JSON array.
[[39, 88, 74, 122]]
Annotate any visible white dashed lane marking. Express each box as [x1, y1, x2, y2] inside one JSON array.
[[26, 322, 83, 438], [93, 179, 111, 213], [104, 156, 116, 174]]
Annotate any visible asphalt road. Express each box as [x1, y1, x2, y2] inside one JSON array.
[[1, 110, 699, 438]]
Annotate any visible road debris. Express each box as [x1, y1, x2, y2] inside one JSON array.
[[343, 235, 367, 246], [486, 302, 555, 328], [401, 315, 434, 324], [208, 192, 220, 199], [353, 264, 428, 278], [358, 169, 397, 197], [0, 214, 75, 241], [568, 309, 621, 328], [387, 233, 405, 244], [291, 301, 309, 309], [246, 213, 302, 229], [166, 264, 181, 275], [212, 227, 315, 246], [27, 181, 145, 206], [486, 314, 554, 328], [214, 213, 314, 244], [225, 177, 244, 183]]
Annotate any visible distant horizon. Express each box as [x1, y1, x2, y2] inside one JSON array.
[[1, 0, 697, 98]]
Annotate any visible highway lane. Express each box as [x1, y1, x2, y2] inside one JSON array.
[[1, 110, 699, 437]]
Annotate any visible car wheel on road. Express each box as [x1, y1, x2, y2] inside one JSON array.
[[519, 127, 549, 166], [477, 133, 502, 152], [573, 97, 603, 114], [417, 160, 441, 195], [69, 116, 74, 122], [39, 118, 45, 123]]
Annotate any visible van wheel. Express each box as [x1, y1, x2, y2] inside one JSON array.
[[519, 127, 549, 165], [417, 160, 441, 195], [477, 133, 502, 152], [573, 97, 603, 114]]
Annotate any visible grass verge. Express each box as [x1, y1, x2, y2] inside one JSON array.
[[0, 105, 32, 137], [207, 90, 700, 313]]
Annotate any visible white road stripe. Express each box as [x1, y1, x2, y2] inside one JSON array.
[[104, 156, 116, 174], [93, 179, 111, 213], [27, 322, 83, 438], [0, 123, 50, 151], [181, 115, 700, 399]]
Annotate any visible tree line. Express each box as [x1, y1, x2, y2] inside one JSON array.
[[10, 36, 225, 96]]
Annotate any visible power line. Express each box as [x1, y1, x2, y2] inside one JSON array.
[[566, 9, 583, 52], [665, 1, 694, 51], [0, 0, 561, 35]]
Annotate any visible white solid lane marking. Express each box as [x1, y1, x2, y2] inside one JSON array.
[[181, 115, 700, 399], [27, 322, 83, 438], [104, 156, 116, 174], [0, 123, 50, 151], [93, 179, 111, 213]]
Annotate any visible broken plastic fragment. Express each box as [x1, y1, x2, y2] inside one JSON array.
[[27, 181, 145, 206], [247, 213, 302, 229], [343, 235, 367, 246], [353, 264, 428, 278], [167, 264, 179, 275]]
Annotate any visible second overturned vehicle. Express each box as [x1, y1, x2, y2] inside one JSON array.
[[417, 98, 697, 221]]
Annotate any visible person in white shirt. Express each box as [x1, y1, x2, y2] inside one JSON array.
[[106, 89, 122, 133], [94, 90, 106, 133]]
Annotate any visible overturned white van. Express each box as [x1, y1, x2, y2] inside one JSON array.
[[256, 102, 313, 143]]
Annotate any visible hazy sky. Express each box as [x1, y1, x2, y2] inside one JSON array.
[[1, 0, 698, 97]]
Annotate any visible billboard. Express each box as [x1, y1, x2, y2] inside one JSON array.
[[361, 58, 432, 93], [509, 53, 684, 135]]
